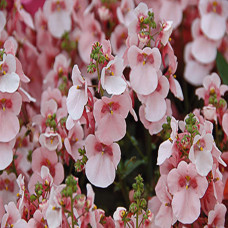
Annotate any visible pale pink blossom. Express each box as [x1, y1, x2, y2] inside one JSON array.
[[138, 72, 169, 122], [159, 0, 188, 29], [46, 185, 65, 228], [205, 203, 226, 228], [167, 161, 208, 224], [199, 0, 228, 40], [0, 92, 22, 142], [93, 93, 131, 144], [195, 72, 228, 105], [64, 122, 84, 161], [78, 14, 105, 64], [43, 53, 70, 89], [184, 43, 214, 86], [0, 172, 19, 215], [159, 21, 173, 46], [1, 202, 27, 228], [67, 65, 88, 121], [110, 25, 128, 57], [101, 56, 127, 95], [27, 209, 48, 228], [222, 112, 228, 136], [191, 19, 221, 64], [98, 6, 110, 21], [0, 53, 20, 93], [0, 11, 6, 33], [14, 0, 35, 29], [28, 166, 54, 194], [189, 133, 214, 176], [39, 127, 62, 151], [139, 99, 172, 135], [162, 43, 183, 100], [154, 175, 177, 227], [116, 0, 135, 26], [85, 134, 121, 188], [203, 105, 217, 122], [157, 117, 178, 165], [43, 0, 73, 38], [113, 207, 128, 228], [31, 147, 64, 185], [128, 45, 161, 95], [127, 2, 152, 47]]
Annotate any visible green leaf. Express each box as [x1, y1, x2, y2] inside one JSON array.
[[216, 51, 228, 85], [121, 159, 146, 180]]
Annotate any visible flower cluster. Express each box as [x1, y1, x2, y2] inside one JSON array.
[[0, 0, 227, 227]]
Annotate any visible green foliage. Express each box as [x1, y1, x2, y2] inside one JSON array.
[[74, 147, 88, 172], [61, 175, 78, 198], [0, 0, 7, 9], [216, 51, 228, 85]]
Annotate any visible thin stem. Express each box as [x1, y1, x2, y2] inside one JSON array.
[[136, 209, 139, 228], [96, 60, 104, 96], [70, 195, 74, 228], [126, 131, 145, 160]]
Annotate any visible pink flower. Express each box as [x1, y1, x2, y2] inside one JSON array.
[[195, 72, 228, 105], [184, 42, 213, 86], [159, 21, 174, 46], [205, 203, 226, 228], [27, 209, 48, 228], [154, 175, 177, 227], [113, 207, 129, 228], [127, 2, 152, 47], [189, 133, 214, 176], [98, 6, 110, 21], [199, 0, 228, 40], [101, 56, 127, 95], [222, 112, 228, 136], [110, 25, 128, 58], [159, 0, 188, 29], [203, 105, 217, 122], [167, 161, 208, 224], [0, 92, 22, 142], [157, 117, 178, 165], [93, 93, 131, 144], [128, 45, 161, 95], [14, 0, 35, 30], [31, 147, 64, 185], [139, 99, 172, 135], [46, 185, 65, 228], [43, 0, 73, 38], [138, 72, 169, 122], [0, 53, 20, 93], [67, 65, 88, 121], [78, 14, 105, 64], [64, 122, 84, 161], [28, 166, 54, 194], [116, 0, 135, 26], [0, 11, 6, 32], [39, 127, 62, 151], [1, 202, 27, 228], [0, 172, 19, 214], [191, 19, 221, 64], [43, 53, 70, 89], [85, 134, 121, 188]]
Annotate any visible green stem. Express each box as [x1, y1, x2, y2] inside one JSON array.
[[96, 60, 104, 96], [126, 131, 145, 160], [70, 195, 74, 228], [136, 207, 139, 228]]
